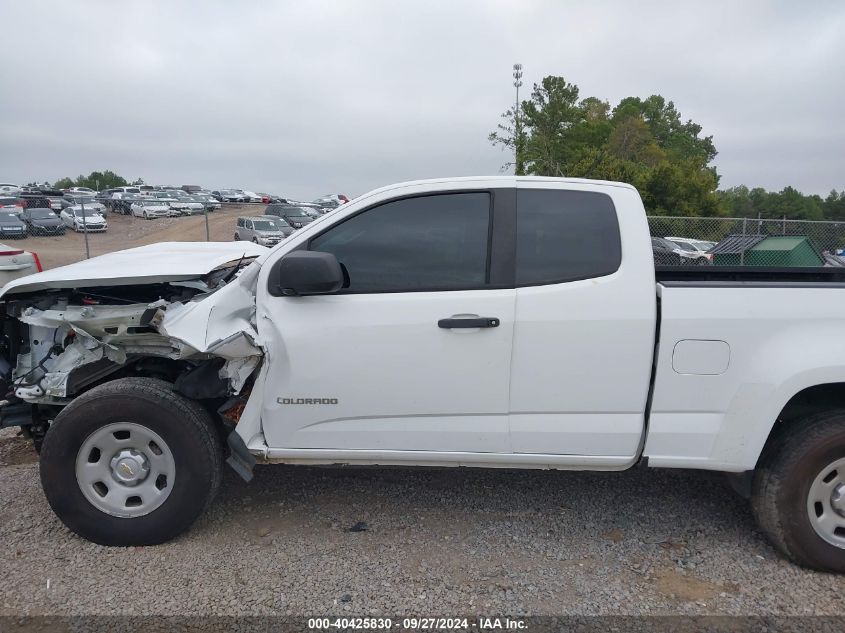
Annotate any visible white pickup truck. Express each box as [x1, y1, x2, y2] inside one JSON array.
[[0, 177, 843, 572]]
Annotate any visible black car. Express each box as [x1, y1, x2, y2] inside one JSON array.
[[20, 208, 65, 235], [264, 204, 315, 229], [651, 237, 683, 266], [0, 211, 27, 238]]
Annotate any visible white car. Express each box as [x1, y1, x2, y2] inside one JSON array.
[[131, 199, 171, 219], [63, 197, 107, 216], [242, 190, 263, 203], [167, 198, 204, 216], [665, 236, 714, 265], [59, 207, 108, 232], [67, 187, 97, 197], [0, 243, 41, 285], [0, 183, 22, 197]]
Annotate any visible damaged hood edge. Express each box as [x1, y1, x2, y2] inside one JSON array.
[[0, 241, 270, 299]]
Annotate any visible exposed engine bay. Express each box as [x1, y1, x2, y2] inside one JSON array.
[[0, 242, 268, 451]]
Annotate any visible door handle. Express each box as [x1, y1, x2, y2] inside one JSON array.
[[438, 317, 500, 329]]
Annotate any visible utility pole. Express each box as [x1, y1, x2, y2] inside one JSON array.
[[513, 63, 524, 176], [79, 197, 90, 259]]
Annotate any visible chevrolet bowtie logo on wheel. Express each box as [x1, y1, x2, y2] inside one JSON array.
[[277, 398, 339, 405]]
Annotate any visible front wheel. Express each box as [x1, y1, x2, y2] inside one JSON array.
[[752, 410, 845, 572], [39, 378, 222, 546]]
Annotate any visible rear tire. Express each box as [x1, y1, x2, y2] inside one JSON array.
[[40, 378, 222, 546], [751, 410, 845, 572]]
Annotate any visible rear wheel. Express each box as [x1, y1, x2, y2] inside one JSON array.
[[752, 410, 845, 571], [40, 378, 222, 546]]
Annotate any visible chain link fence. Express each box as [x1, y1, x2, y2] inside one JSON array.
[[647, 215, 845, 267]]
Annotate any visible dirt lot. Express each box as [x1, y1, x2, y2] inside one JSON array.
[[1, 427, 844, 617], [13, 203, 260, 270]]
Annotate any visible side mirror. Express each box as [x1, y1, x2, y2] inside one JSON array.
[[268, 251, 344, 297]]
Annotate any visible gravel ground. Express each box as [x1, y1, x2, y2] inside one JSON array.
[[0, 426, 843, 617]]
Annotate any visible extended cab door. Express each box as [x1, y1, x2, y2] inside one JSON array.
[[508, 182, 656, 457], [256, 186, 517, 454]]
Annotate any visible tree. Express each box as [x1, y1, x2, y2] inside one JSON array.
[[488, 105, 527, 174], [53, 177, 75, 189], [490, 75, 724, 216]]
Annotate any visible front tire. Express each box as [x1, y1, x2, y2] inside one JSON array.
[[40, 378, 222, 546], [752, 410, 845, 572]]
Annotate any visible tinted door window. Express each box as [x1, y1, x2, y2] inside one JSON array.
[[516, 189, 621, 285], [310, 192, 491, 293]]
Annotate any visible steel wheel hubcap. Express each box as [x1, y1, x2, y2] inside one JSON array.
[[75, 423, 176, 518], [807, 457, 845, 548]]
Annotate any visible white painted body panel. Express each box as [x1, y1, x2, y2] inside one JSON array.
[[255, 178, 518, 454], [509, 182, 656, 456], [645, 284, 845, 471]]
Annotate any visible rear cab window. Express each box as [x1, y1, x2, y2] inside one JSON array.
[[515, 188, 622, 286]]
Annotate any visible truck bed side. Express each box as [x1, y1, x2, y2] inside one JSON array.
[[646, 282, 845, 471]]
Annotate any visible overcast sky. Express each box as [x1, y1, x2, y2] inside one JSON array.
[[1, 1, 843, 199]]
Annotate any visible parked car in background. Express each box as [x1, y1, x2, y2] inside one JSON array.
[[212, 189, 245, 203], [312, 194, 349, 210], [0, 244, 41, 285], [193, 194, 221, 212], [66, 187, 97, 197], [665, 236, 714, 265], [35, 188, 65, 211], [264, 204, 315, 229], [18, 194, 53, 211], [168, 197, 204, 216], [181, 185, 202, 193], [61, 196, 107, 215], [0, 184, 22, 197], [20, 208, 65, 235], [130, 199, 171, 219], [651, 237, 684, 266], [99, 190, 135, 214], [0, 197, 23, 214], [60, 207, 108, 232], [0, 212, 28, 239], [300, 204, 322, 218], [234, 215, 293, 246]]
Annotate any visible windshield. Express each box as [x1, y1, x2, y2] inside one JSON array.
[[72, 209, 100, 217], [286, 208, 311, 218], [252, 218, 287, 230], [142, 200, 164, 206], [672, 241, 696, 251], [0, 212, 18, 220], [30, 210, 56, 219]]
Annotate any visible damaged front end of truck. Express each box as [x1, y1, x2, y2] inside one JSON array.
[[0, 242, 267, 478]]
